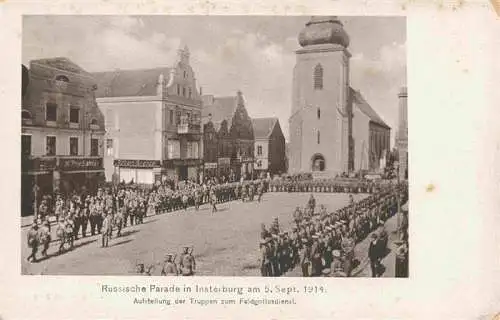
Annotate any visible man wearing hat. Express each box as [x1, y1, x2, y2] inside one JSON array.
[[368, 233, 383, 277], [179, 246, 196, 276], [161, 254, 178, 276], [259, 238, 272, 276], [330, 250, 347, 277], [39, 220, 51, 258], [26, 222, 39, 263], [300, 238, 312, 277], [310, 234, 323, 277]]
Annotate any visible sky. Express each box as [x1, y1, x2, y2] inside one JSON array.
[[22, 15, 406, 143]]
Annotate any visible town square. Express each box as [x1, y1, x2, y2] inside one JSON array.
[[21, 15, 408, 277]]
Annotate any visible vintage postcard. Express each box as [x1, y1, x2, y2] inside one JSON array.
[[1, 1, 500, 319]]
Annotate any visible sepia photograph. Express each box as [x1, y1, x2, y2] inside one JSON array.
[[20, 15, 408, 277]]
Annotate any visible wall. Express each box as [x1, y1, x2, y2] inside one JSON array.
[[254, 139, 269, 170], [352, 104, 371, 171], [268, 121, 287, 174]]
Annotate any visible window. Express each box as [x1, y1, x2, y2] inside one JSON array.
[[169, 110, 174, 125], [183, 71, 187, 78], [317, 108, 321, 120], [176, 110, 181, 125], [187, 141, 199, 159], [21, 110, 32, 120], [90, 118, 98, 126], [106, 139, 114, 156], [69, 137, 78, 156], [177, 84, 180, 96], [91, 138, 99, 156], [69, 106, 80, 123], [182, 87, 186, 97], [46, 136, 56, 156], [46, 103, 57, 121], [317, 130, 320, 144], [257, 145, 263, 156], [312, 154, 325, 171], [167, 140, 180, 159], [189, 88, 192, 99], [55, 75, 69, 82], [314, 64, 323, 90], [186, 112, 191, 123], [21, 135, 31, 156]]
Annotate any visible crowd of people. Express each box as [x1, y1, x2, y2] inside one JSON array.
[[258, 182, 408, 277], [268, 177, 390, 194], [26, 179, 268, 264]]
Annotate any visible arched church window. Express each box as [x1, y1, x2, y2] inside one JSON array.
[[313, 64, 323, 90], [317, 108, 321, 119], [317, 130, 320, 144]]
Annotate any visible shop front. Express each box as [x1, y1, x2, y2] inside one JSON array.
[[58, 157, 104, 195], [163, 158, 203, 183], [113, 159, 162, 185], [203, 162, 218, 181], [21, 156, 57, 216]]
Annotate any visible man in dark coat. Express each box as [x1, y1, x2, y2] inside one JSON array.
[[368, 233, 383, 277]]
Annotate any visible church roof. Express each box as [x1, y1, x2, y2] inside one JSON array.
[[91, 67, 171, 98], [202, 95, 239, 131], [252, 117, 278, 139], [350, 88, 390, 129], [298, 16, 350, 48]]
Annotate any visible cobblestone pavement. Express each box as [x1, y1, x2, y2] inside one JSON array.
[[21, 193, 369, 276]]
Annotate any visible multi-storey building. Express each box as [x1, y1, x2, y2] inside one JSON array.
[[252, 117, 287, 177], [93, 46, 203, 184], [21, 58, 106, 216], [202, 91, 254, 181]]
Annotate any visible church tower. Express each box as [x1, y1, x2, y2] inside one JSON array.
[[288, 16, 352, 176]]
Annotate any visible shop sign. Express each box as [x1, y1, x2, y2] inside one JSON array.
[[22, 157, 57, 172], [60, 157, 103, 171], [114, 159, 160, 169], [218, 158, 230, 165], [241, 157, 254, 163], [163, 159, 203, 167], [204, 162, 217, 169]]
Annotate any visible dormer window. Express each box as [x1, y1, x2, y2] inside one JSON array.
[[90, 118, 98, 126], [55, 75, 69, 82], [22, 110, 32, 120]]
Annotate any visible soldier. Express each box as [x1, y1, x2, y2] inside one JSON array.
[[310, 234, 323, 277], [257, 182, 264, 202], [80, 201, 89, 238], [210, 189, 217, 213], [179, 246, 196, 276], [260, 223, 270, 240], [331, 250, 347, 277], [26, 222, 39, 263], [55, 217, 66, 254], [248, 183, 255, 202], [259, 239, 272, 276], [182, 192, 189, 211], [161, 254, 178, 276], [194, 188, 201, 211], [101, 213, 113, 248], [64, 216, 75, 249], [39, 220, 51, 258], [269, 234, 280, 276], [114, 205, 124, 237], [300, 238, 312, 277]]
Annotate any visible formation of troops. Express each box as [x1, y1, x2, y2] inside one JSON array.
[[26, 174, 408, 277], [268, 177, 389, 194], [258, 182, 408, 277], [26, 179, 267, 263]]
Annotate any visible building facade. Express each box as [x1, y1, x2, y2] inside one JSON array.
[[288, 16, 391, 177], [288, 16, 351, 177], [93, 46, 203, 184], [397, 86, 408, 179], [202, 91, 254, 181], [21, 58, 106, 216], [252, 117, 287, 177]]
